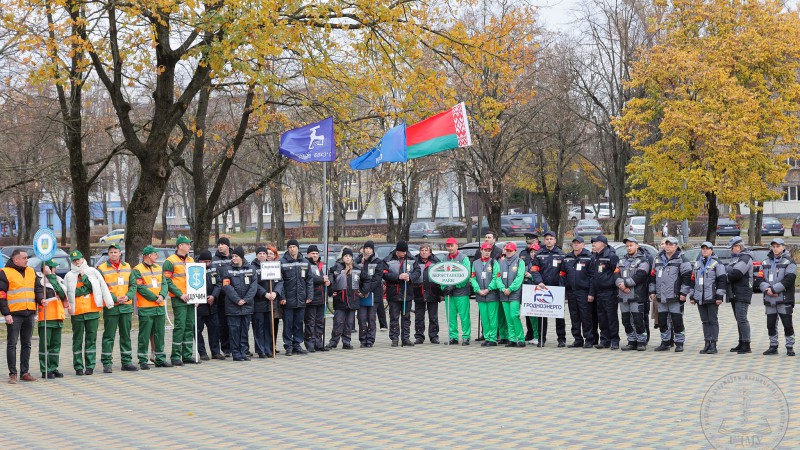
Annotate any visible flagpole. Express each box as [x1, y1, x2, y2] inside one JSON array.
[[322, 161, 329, 330]]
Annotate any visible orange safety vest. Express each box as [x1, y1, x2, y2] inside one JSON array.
[[165, 254, 194, 296], [135, 263, 163, 308], [38, 279, 65, 321], [2, 266, 37, 313], [99, 261, 132, 299], [73, 276, 100, 316]]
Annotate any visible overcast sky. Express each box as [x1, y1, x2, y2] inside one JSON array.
[[537, 0, 582, 31]]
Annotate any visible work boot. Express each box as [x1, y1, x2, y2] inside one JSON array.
[[707, 341, 718, 354], [103, 365, 113, 374], [139, 363, 150, 370], [674, 343, 684, 352], [730, 340, 743, 352], [391, 341, 399, 347], [567, 341, 583, 348], [75, 369, 84, 376], [51, 370, 64, 378], [84, 368, 94, 375], [200, 354, 211, 361], [212, 354, 226, 360], [637, 343, 647, 351], [342, 344, 354, 350], [517, 341, 526, 348], [699, 340, 710, 354], [505, 342, 518, 347], [787, 347, 795, 356], [460, 340, 469, 346], [654, 341, 671, 351], [121, 364, 140, 372], [414, 339, 424, 345], [737, 342, 751, 354], [620, 342, 637, 351], [498, 339, 510, 345], [486, 341, 498, 347], [171, 359, 184, 367], [763, 345, 778, 355], [155, 361, 174, 367], [448, 339, 458, 345], [431, 338, 440, 344]]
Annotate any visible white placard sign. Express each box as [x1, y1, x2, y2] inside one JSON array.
[[520, 285, 565, 319], [185, 263, 208, 304], [260, 261, 282, 281]]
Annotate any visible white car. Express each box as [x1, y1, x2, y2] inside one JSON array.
[[626, 216, 646, 236], [568, 207, 596, 221]]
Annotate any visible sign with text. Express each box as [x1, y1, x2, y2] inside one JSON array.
[[520, 285, 565, 319], [428, 261, 470, 286], [260, 261, 282, 281], [185, 263, 207, 304]]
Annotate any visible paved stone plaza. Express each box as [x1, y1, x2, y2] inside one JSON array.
[[1, 296, 797, 448]]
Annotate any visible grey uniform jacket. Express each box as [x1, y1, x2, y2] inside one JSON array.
[[689, 254, 727, 304], [755, 251, 797, 307], [615, 249, 651, 303], [649, 249, 692, 303]]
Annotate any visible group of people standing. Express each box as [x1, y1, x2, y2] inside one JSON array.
[[3, 229, 795, 384]]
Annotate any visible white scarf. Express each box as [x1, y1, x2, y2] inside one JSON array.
[[65, 263, 114, 314]]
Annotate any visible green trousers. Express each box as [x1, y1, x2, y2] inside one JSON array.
[[102, 312, 133, 366], [71, 315, 99, 370], [137, 313, 166, 364], [38, 323, 62, 374], [501, 301, 524, 343], [171, 301, 195, 362], [446, 296, 471, 340], [478, 302, 499, 342], [528, 316, 540, 340], [497, 302, 508, 340]]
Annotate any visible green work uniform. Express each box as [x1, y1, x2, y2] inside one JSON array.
[[471, 258, 501, 343], [99, 261, 136, 367], [39, 274, 66, 374], [133, 264, 169, 365], [71, 275, 101, 371], [498, 256, 526, 343], [163, 255, 196, 363], [444, 252, 472, 341]]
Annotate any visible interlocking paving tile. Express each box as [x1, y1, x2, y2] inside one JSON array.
[[1, 298, 797, 448]]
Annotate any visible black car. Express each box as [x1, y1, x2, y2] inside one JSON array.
[[715, 218, 741, 236], [761, 217, 785, 236]]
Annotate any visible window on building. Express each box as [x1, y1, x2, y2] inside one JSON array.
[[788, 158, 800, 169], [783, 185, 799, 201], [346, 198, 360, 212], [263, 204, 272, 216], [46, 209, 53, 228], [167, 206, 176, 218]]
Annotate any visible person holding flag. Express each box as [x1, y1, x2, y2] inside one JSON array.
[[472, 242, 500, 347], [443, 238, 472, 345], [163, 235, 197, 365], [383, 241, 421, 347], [38, 260, 69, 379], [98, 243, 139, 373]]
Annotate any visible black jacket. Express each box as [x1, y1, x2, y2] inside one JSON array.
[[221, 262, 256, 316], [725, 249, 753, 304], [562, 249, 592, 292], [588, 245, 620, 297], [279, 252, 314, 308], [329, 261, 361, 310], [306, 256, 327, 306], [355, 253, 386, 301], [252, 260, 283, 313], [531, 246, 565, 286], [413, 253, 442, 302], [383, 251, 421, 303], [198, 264, 221, 316], [211, 251, 232, 306]]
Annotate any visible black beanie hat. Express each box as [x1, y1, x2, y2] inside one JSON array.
[[363, 240, 375, 250], [396, 240, 408, 252], [307, 244, 319, 253], [287, 239, 300, 248], [217, 237, 231, 247], [255, 246, 268, 255], [232, 246, 245, 259], [198, 250, 213, 261], [342, 248, 354, 258]]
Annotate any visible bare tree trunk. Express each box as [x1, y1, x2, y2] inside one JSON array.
[[705, 191, 719, 244], [255, 195, 264, 244], [269, 181, 285, 247], [161, 191, 169, 246]]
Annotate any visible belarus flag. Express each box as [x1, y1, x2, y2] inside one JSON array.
[[406, 102, 472, 160]]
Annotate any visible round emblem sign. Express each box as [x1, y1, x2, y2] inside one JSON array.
[[33, 228, 58, 261], [428, 261, 470, 286]]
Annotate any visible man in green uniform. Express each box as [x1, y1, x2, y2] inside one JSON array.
[[163, 235, 197, 365], [498, 242, 527, 347], [444, 237, 472, 345], [98, 244, 139, 373], [133, 246, 173, 370]]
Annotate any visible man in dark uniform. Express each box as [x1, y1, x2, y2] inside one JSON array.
[[304, 245, 329, 352], [221, 246, 256, 361], [355, 241, 386, 348], [588, 235, 621, 350], [531, 231, 567, 347], [211, 237, 233, 357], [383, 241, 421, 347], [195, 250, 221, 360], [561, 237, 594, 348], [279, 239, 314, 356], [413, 244, 442, 344]]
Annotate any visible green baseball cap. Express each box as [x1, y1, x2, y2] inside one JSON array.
[[176, 235, 193, 245], [70, 250, 83, 261], [44, 259, 59, 268], [142, 245, 157, 256], [108, 243, 121, 250]]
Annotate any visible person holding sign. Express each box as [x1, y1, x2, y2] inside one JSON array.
[[305, 245, 330, 353], [222, 247, 257, 361], [471, 242, 500, 346], [163, 236, 197, 365], [252, 246, 282, 358], [196, 251, 222, 360], [326, 248, 360, 349], [65, 250, 115, 376], [497, 242, 526, 347], [2, 248, 43, 384], [134, 246, 172, 369], [384, 241, 421, 347], [356, 241, 385, 348], [615, 238, 651, 352], [531, 231, 567, 347], [38, 260, 68, 379], [689, 242, 727, 355], [443, 238, 472, 345], [413, 244, 442, 345], [98, 244, 139, 373], [587, 236, 621, 350]]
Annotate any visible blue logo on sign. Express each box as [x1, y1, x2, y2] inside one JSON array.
[[188, 266, 205, 290], [533, 287, 554, 304]]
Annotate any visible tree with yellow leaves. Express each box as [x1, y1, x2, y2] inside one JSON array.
[[616, 0, 800, 243]]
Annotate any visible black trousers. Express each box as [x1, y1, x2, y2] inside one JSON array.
[[329, 309, 356, 346], [304, 304, 325, 350], [414, 300, 439, 342], [376, 296, 387, 329], [596, 292, 620, 345], [197, 312, 220, 356], [282, 307, 306, 351], [388, 301, 412, 343], [227, 314, 251, 360], [252, 311, 274, 356], [216, 300, 230, 354], [358, 305, 377, 345], [5, 312, 35, 376], [567, 290, 591, 343], [538, 316, 566, 344]]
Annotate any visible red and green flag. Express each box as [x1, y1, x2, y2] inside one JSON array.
[[406, 102, 472, 160]]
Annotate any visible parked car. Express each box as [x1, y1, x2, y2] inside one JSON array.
[[626, 216, 646, 236], [372, 243, 420, 260], [595, 203, 614, 218], [573, 219, 603, 238], [792, 216, 800, 236], [409, 222, 442, 239], [99, 229, 125, 244], [0, 246, 71, 278], [568, 207, 595, 221], [761, 216, 785, 236], [474, 216, 530, 237], [609, 242, 659, 261], [715, 218, 741, 236], [507, 214, 549, 234]]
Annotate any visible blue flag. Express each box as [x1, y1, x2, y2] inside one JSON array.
[[349, 122, 407, 170], [279, 117, 336, 162]]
